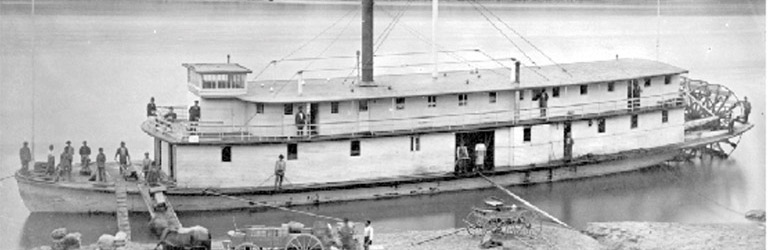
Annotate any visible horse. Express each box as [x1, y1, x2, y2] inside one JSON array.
[[156, 225, 211, 250]]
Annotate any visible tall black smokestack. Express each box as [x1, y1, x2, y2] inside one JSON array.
[[361, 0, 374, 84]]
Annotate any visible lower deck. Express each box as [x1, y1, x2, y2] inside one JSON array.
[[156, 109, 686, 189]]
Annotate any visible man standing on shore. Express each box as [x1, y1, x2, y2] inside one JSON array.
[[274, 154, 286, 190], [60, 147, 72, 182], [115, 141, 131, 175], [363, 220, 374, 250], [96, 147, 107, 182], [19, 141, 32, 174], [142, 152, 152, 180]]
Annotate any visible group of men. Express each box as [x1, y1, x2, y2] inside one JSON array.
[[20, 140, 162, 184], [455, 141, 488, 174], [146, 97, 201, 125], [330, 218, 374, 250]]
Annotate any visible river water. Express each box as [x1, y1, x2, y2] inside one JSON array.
[[0, 0, 764, 248]]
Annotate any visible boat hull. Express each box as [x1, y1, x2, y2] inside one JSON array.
[[16, 147, 677, 213]]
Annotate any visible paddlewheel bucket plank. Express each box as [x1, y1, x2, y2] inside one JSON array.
[[679, 77, 749, 160]]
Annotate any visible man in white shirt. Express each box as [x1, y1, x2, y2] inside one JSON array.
[[364, 220, 374, 250], [474, 143, 487, 171]]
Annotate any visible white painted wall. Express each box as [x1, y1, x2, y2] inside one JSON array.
[[173, 132, 455, 188]]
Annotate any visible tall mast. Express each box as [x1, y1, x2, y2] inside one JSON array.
[[361, 0, 374, 84], [431, 0, 438, 79]]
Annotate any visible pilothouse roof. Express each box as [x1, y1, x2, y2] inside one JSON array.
[[183, 63, 253, 74], [238, 58, 687, 103]]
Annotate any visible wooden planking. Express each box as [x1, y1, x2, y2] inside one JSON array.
[[137, 183, 182, 229], [115, 179, 131, 241]]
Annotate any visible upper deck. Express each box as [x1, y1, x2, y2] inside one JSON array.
[[237, 58, 687, 103], [150, 58, 687, 144]]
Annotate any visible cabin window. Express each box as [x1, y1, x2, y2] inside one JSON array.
[[607, 82, 615, 92], [644, 78, 651, 87], [410, 136, 420, 151], [256, 103, 264, 114], [489, 92, 497, 103], [395, 98, 405, 110], [665, 75, 672, 85], [427, 96, 437, 108], [598, 118, 606, 133], [331, 102, 339, 114], [458, 94, 468, 106], [519, 90, 525, 100], [523, 126, 531, 142], [221, 146, 231, 162], [580, 85, 588, 95], [662, 110, 669, 123], [284, 104, 293, 115], [631, 114, 638, 129], [358, 100, 368, 112], [350, 140, 360, 156], [287, 143, 298, 160], [552, 87, 560, 97]]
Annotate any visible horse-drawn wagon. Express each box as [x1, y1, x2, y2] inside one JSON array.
[[223, 221, 361, 250]]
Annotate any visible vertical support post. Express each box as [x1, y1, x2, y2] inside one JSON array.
[[297, 71, 304, 96], [361, 0, 374, 84], [431, 0, 438, 79]]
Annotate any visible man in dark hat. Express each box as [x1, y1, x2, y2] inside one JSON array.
[[115, 141, 131, 175], [188, 100, 201, 132], [147, 97, 157, 117]]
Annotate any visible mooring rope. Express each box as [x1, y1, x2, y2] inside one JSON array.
[[477, 173, 572, 229], [0, 174, 16, 181], [203, 188, 349, 223]]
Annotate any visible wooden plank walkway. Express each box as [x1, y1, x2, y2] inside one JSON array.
[[136, 182, 183, 230], [115, 179, 131, 241]]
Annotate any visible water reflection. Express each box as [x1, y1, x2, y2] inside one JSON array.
[[19, 158, 749, 248]]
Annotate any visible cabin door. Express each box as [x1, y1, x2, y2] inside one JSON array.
[[627, 80, 641, 109], [563, 122, 572, 161], [309, 103, 319, 135], [455, 131, 495, 173]]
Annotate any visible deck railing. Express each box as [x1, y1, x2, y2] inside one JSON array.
[[146, 93, 683, 143]]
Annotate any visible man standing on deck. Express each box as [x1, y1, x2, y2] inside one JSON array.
[[96, 147, 107, 182], [474, 142, 487, 172], [295, 106, 306, 136], [274, 154, 286, 190], [188, 100, 201, 132], [147, 97, 157, 117], [115, 141, 131, 175], [60, 147, 72, 182], [564, 132, 574, 162], [47, 145, 56, 176], [142, 152, 152, 181], [164, 107, 177, 122], [64, 141, 74, 161], [742, 96, 751, 123], [536, 90, 549, 118], [19, 141, 32, 174], [456, 142, 470, 174], [79, 141, 91, 174]]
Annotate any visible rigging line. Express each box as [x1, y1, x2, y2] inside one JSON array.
[[301, 58, 515, 73], [251, 6, 358, 81], [302, 9, 360, 71], [271, 49, 481, 63], [203, 189, 351, 223], [377, 6, 477, 69], [469, 0, 572, 77], [466, 0, 538, 68], [373, 0, 414, 51]]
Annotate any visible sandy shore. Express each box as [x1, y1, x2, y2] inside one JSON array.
[[46, 221, 763, 250]]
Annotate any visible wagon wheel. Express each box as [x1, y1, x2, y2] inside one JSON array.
[[464, 211, 487, 236], [286, 234, 324, 250], [235, 242, 260, 250], [520, 210, 543, 236]]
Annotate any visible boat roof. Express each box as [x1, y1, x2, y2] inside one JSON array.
[[182, 63, 253, 74], [238, 58, 687, 103]]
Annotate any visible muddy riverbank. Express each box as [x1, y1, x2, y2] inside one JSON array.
[[37, 221, 763, 250]]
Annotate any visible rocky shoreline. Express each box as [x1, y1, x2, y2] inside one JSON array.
[[35, 221, 764, 250]]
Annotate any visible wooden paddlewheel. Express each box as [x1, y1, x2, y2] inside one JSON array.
[[679, 77, 747, 159]]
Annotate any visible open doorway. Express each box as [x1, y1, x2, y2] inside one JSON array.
[[455, 130, 495, 172], [309, 103, 319, 135]]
